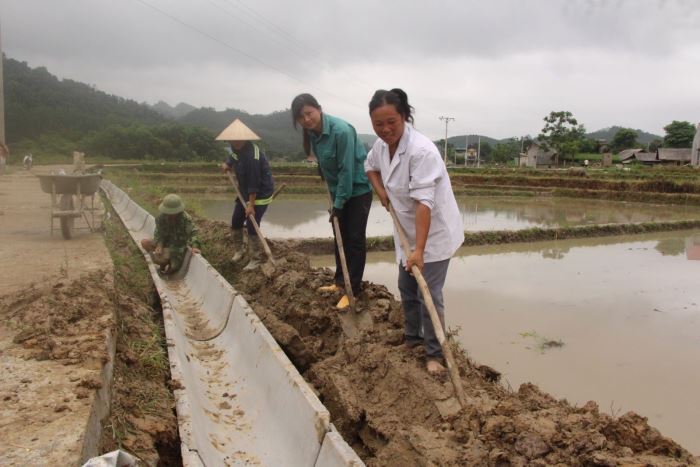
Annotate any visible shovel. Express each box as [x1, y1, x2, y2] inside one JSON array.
[[313, 159, 373, 338], [388, 204, 468, 409], [326, 190, 356, 311], [225, 172, 276, 266]]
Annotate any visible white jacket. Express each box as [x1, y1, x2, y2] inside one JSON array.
[[365, 124, 464, 265]]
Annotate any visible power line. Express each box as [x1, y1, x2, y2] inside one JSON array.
[[204, 0, 369, 94], [131, 0, 364, 110], [219, 0, 375, 89]]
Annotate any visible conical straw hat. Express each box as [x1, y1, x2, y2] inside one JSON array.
[[215, 119, 261, 141]]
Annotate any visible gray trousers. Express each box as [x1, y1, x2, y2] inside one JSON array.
[[398, 258, 450, 359]]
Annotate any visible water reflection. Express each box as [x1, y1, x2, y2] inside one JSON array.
[[311, 230, 700, 454], [686, 235, 700, 260], [198, 195, 700, 239]]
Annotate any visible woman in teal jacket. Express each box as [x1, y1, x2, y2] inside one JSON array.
[[291, 93, 372, 310]]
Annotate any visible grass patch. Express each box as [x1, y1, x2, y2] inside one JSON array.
[[520, 330, 565, 353]]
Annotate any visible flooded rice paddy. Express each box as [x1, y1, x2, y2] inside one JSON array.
[[199, 195, 700, 238], [199, 192, 700, 453], [312, 230, 700, 454]]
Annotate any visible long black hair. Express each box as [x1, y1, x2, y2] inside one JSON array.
[[368, 88, 414, 124], [291, 93, 322, 129], [291, 93, 322, 156]]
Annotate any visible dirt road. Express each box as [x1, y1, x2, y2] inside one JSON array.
[[0, 167, 114, 466], [0, 167, 111, 295]]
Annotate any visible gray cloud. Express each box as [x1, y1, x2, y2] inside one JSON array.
[[1, 0, 699, 138]]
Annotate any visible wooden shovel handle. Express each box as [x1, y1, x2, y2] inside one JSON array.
[[328, 193, 356, 310], [388, 204, 467, 408], [226, 172, 275, 265]]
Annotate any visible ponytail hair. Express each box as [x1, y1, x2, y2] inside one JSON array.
[[368, 88, 414, 124]]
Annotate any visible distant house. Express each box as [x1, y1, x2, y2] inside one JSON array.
[[617, 148, 644, 163], [454, 147, 479, 166], [657, 148, 692, 165], [518, 152, 527, 167], [619, 147, 692, 166], [692, 123, 700, 167], [521, 142, 556, 168]]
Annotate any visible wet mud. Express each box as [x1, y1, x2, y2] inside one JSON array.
[[198, 219, 698, 466], [99, 200, 182, 466], [1, 271, 113, 367]]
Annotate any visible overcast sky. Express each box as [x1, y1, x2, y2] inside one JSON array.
[[1, 0, 699, 139]]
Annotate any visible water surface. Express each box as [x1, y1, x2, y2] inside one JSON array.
[[312, 231, 700, 454], [199, 195, 700, 238]]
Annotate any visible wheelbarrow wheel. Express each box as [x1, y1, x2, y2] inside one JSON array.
[[59, 194, 75, 239]]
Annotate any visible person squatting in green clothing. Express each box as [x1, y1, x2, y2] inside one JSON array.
[[141, 194, 201, 274], [291, 93, 372, 310]]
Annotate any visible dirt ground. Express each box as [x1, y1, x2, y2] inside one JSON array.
[[0, 168, 179, 466], [0, 167, 115, 465], [98, 207, 180, 466], [0, 167, 109, 295], [199, 219, 700, 467]]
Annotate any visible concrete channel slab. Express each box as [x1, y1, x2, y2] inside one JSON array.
[[101, 181, 364, 466]]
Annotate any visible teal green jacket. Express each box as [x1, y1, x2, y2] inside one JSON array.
[[308, 113, 371, 209]]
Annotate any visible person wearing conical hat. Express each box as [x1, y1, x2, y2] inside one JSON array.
[[217, 119, 275, 270], [141, 194, 201, 274]]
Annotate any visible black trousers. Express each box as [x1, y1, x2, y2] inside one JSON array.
[[333, 191, 372, 295], [231, 200, 268, 236]]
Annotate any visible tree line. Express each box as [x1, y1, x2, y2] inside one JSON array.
[[536, 111, 696, 164], [4, 56, 696, 164], [3, 56, 226, 162]]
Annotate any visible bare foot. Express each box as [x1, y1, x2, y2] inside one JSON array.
[[426, 359, 446, 375]]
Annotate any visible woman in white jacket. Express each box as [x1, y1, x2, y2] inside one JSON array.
[[364, 89, 464, 375]]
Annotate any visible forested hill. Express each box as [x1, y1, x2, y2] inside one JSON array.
[[151, 101, 197, 119], [4, 56, 165, 144], [178, 107, 305, 158], [587, 126, 662, 145]]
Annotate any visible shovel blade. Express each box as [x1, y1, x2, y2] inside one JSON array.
[[338, 308, 373, 339]]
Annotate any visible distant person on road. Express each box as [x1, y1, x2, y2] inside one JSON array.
[[0, 143, 9, 175], [217, 119, 275, 271], [364, 89, 464, 375], [141, 194, 201, 275], [291, 93, 372, 310], [23, 153, 33, 170]]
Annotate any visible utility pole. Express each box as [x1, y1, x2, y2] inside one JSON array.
[[477, 135, 481, 168], [464, 134, 468, 167], [0, 22, 5, 145], [439, 116, 455, 164]]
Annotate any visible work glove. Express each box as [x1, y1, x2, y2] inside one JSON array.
[[329, 206, 342, 223]]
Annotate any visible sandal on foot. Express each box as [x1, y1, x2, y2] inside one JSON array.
[[336, 294, 350, 310]]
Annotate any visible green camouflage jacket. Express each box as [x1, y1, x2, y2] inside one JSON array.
[[154, 212, 201, 250]]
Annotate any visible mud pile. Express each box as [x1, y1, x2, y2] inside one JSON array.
[[0, 268, 180, 465], [99, 294, 180, 466], [198, 220, 698, 466], [1, 271, 114, 368], [100, 204, 181, 466]]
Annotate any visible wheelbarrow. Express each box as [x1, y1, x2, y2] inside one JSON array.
[[37, 174, 102, 239]]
